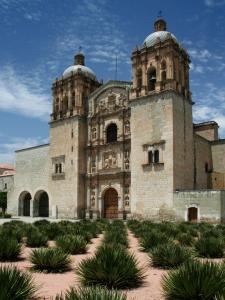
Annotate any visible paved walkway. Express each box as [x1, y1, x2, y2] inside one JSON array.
[[0, 216, 80, 225]]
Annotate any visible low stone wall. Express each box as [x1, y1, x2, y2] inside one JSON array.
[[173, 190, 225, 223]]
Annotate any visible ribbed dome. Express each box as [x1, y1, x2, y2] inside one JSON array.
[[143, 31, 177, 48], [62, 65, 96, 80]]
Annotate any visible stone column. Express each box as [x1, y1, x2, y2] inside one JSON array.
[[85, 185, 91, 219], [30, 200, 33, 217], [118, 187, 125, 219]]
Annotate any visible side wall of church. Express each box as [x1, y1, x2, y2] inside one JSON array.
[[130, 92, 174, 220], [49, 116, 87, 219], [194, 134, 212, 189], [7, 145, 50, 216], [173, 95, 194, 190]]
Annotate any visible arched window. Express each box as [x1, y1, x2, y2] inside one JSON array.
[[148, 67, 156, 91], [106, 123, 117, 143], [62, 96, 68, 114], [154, 150, 159, 163], [55, 98, 59, 113], [161, 60, 167, 82], [136, 69, 142, 90]]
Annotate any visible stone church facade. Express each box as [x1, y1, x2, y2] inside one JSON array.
[[7, 18, 225, 222]]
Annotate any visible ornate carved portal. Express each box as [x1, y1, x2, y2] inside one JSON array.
[[103, 188, 118, 219]]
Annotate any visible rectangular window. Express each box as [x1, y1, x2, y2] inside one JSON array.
[[148, 151, 153, 164]]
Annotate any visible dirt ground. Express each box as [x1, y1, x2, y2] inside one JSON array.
[[0, 232, 167, 300]]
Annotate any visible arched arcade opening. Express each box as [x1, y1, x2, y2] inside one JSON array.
[[18, 191, 31, 216], [33, 190, 49, 217]]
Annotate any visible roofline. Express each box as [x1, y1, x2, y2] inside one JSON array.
[[211, 139, 225, 145], [15, 143, 49, 153], [194, 121, 219, 128], [88, 80, 132, 99]]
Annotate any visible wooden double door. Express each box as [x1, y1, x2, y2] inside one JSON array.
[[104, 188, 118, 219]]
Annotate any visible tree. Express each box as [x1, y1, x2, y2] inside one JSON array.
[[0, 192, 7, 217]]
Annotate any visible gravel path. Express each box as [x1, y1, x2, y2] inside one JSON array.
[[126, 230, 166, 300]]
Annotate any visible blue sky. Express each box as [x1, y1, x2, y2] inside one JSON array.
[[0, 0, 225, 163]]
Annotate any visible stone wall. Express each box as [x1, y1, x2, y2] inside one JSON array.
[[7, 144, 50, 216], [173, 190, 225, 222], [130, 91, 174, 218], [194, 134, 212, 189], [0, 175, 14, 193], [211, 140, 225, 173], [49, 116, 87, 219]]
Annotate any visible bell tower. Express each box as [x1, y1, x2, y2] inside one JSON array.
[[131, 17, 191, 101], [49, 53, 101, 219], [129, 18, 194, 220]]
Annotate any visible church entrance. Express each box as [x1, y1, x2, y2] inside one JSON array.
[[103, 188, 118, 219], [188, 207, 198, 222]]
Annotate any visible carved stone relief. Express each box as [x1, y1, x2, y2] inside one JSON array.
[[103, 152, 117, 169]]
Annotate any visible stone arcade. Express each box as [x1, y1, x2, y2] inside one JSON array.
[[6, 17, 225, 222]]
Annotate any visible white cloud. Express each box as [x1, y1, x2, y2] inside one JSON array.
[[0, 136, 49, 164], [0, 66, 50, 120], [193, 83, 225, 137], [47, 0, 131, 78], [205, 0, 225, 6]]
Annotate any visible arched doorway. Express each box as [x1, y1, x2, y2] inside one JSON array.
[[188, 207, 198, 222], [34, 190, 49, 217], [18, 191, 31, 216], [103, 188, 118, 219]]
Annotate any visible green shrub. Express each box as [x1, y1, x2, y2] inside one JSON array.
[[0, 235, 21, 261], [56, 235, 87, 254], [55, 286, 126, 300], [26, 229, 48, 248], [0, 266, 37, 299], [201, 229, 223, 239], [150, 242, 192, 269], [162, 260, 225, 299], [104, 229, 128, 248], [0, 212, 11, 218], [76, 244, 145, 289], [29, 248, 71, 273], [140, 230, 170, 251], [177, 233, 195, 246], [195, 237, 225, 258]]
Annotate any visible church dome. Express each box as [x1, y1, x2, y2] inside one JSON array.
[[62, 64, 96, 80], [143, 31, 178, 48]]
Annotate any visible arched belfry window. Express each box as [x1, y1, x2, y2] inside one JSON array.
[[161, 60, 167, 82], [136, 69, 142, 90], [148, 67, 156, 91], [106, 123, 117, 143]]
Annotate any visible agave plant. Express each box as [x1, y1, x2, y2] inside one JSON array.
[[177, 233, 195, 247], [76, 244, 145, 289], [0, 235, 21, 261], [56, 235, 87, 254], [149, 242, 192, 269], [140, 230, 170, 251], [162, 260, 225, 299], [26, 228, 48, 248], [195, 237, 225, 258], [29, 248, 71, 273], [0, 266, 37, 299], [55, 286, 127, 300]]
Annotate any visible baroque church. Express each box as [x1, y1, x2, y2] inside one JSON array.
[[6, 17, 225, 222]]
